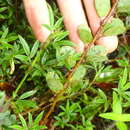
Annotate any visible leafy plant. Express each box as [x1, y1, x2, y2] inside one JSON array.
[[0, 0, 130, 130], [10, 112, 46, 130], [54, 100, 80, 128], [99, 68, 130, 130]]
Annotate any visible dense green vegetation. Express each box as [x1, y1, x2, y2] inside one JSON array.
[[0, 0, 130, 129]]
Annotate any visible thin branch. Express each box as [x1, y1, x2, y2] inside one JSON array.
[[40, 0, 119, 125]]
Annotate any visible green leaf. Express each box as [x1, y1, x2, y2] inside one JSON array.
[[0, 14, 6, 19], [117, 59, 129, 67], [117, 0, 130, 14], [123, 82, 130, 91], [87, 45, 108, 63], [98, 89, 108, 112], [15, 55, 29, 63], [19, 114, 27, 128], [96, 67, 122, 83], [28, 113, 33, 126], [53, 31, 69, 41], [47, 4, 54, 26], [59, 46, 75, 56], [19, 90, 37, 100], [119, 67, 127, 89], [34, 111, 44, 125], [54, 40, 75, 48], [99, 113, 130, 121], [103, 18, 126, 36], [112, 92, 122, 114], [1, 28, 8, 39], [6, 36, 18, 42], [54, 17, 63, 30], [116, 122, 128, 130], [42, 24, 53, 31], [98, 89, 107, 101], [72, 65, 86, 81], [18, 35, 30, 56], [95, 0, 111, 17], [10, 125, 23, 130], [57, 46, 78, 69], [78, 24, 93, 43], [46, 71, 64, 93], [16, 100, 37, 113], [30, 41, 39, 58], [0, 39, 13, 48], [0, 7, 8, 13]]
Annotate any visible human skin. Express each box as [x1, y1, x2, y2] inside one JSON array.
[[23, 0, 118, 53], [23, 0, 50, 42], [83, 0, 118, 53]]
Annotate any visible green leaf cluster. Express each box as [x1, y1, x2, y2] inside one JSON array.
[[10, 112, 46, 130]]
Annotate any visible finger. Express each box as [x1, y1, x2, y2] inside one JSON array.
[[57, 0, 89, 52], [23, 0, 50, 42], [83, 0, 118, 53]]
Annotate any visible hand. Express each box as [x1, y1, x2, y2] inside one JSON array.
[[23, 0, 118, 53]]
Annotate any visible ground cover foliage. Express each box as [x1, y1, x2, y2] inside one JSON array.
[[0, 0, 130, 129]]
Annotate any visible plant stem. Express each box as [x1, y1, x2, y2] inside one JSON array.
[[13, 50, 42, 99], [41, 0, 119, 125]]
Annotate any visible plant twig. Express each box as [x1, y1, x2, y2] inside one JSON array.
[[40, 0, 119, 125]]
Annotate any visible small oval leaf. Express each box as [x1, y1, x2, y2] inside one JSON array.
[[72, 65, 86, 81], [95, 0, 111, 17], [46, 71, 63, 93], [78, 24, 93, 43]]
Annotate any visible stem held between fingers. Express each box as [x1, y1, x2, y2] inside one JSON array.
[[40, 0, 119, 125]]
